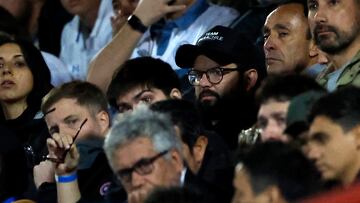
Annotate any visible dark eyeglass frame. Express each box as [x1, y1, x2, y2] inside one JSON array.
[[187, 66, 241, 86], [116, 150, 169, 183]]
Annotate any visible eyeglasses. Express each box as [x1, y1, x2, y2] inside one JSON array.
[[116, 150, 169, 183], [44, 118, 88, 163], [187, 66, 241, 86]]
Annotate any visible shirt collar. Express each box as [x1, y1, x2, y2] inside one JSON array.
[[170, 0, 209, 30], [75, 0, 113, 42]]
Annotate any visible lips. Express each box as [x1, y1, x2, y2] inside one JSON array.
[[199, 90, 219, 102], [265, 57, 282, 65], [314, 25, 336, 37], [1, 80, 15, 88], [315, 163, 328, 173]]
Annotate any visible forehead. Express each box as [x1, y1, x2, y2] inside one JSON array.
[[265, 3, 307, 28], [113, 137, 157, 168], [308, 116, 344, 138], [193, 55, 220, 70], [193, 54, 238, 70], [45, 98, 89, 120], [0, 43, 22, 55], [259, 100, 290, 115]]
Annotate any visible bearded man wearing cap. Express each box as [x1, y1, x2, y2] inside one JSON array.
[[175, 25, 266, 150]]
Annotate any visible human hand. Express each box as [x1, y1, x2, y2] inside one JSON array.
[[128, 189, 149, 203], [33, 160, 55, 188], [111, 10, 129, 36], [133, 0, 186, 26], [46, 133, 80, 176]]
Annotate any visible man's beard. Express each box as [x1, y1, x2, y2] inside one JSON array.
[[196, 84, 250, 121], [313, 19, 360, 55]]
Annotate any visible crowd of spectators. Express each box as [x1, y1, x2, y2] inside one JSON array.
[[0, 0, 360, 202]]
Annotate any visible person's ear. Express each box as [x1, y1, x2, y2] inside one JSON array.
[[351, 125, 360, 150], [243, 69, 258, 91], [309, 40, 319, 58], [192, 135, 208, 167], [96, 110, 110, 137], [169, 88, 182, 99]]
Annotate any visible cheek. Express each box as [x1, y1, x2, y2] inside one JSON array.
[[79, 121, 102, 139], [18, 70, 34, 95], [219, 75, 240, 95]]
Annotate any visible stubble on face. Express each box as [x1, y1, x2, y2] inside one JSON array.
[[313, 10, 360, 54]]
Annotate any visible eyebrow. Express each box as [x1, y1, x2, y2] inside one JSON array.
[[13, 54, 24, 58], [309, 132, 328, 141], [133, 89, 153, 100], [44, 107, 56, 116], [0, 54, 23, 60], [271, 112, 286, 118], [274, 23, 291, 31]]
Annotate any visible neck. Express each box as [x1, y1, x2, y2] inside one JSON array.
[[341, 154, 360, 186], [330, 37, 360, 69], [1, 100, 28, 120], [79, 2, 100, 30]]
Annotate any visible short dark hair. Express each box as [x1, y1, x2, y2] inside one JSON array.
[[237, 141, 321, 201], [308, 86, 360, 132], [150, 99, 205, 154], [107, 57, 181, 108], [41, 81, 108, 116], [256, 74, 324, 105]]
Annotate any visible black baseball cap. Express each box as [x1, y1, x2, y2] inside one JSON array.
[[284, 90, 326, 137], [175, 25, 265, 73]]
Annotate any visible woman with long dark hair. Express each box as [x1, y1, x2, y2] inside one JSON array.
[[0, 36, 53, 200]]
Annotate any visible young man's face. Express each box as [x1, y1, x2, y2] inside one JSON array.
[[111, 137, 183, 201], [192, 55, 241, 108], [44, 98, 108, 141], [257, 99, 290, 143], [232, 164, 274, 203], [304, 116, 359, 184], [115, 85, 175, 113], [263, 3, 311, 74], [308, 0, 360, 55]]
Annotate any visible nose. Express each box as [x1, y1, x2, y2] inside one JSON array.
[[198, 72, 211, 87], [305, 144, 321, 161], [312, 6, 327, 24], [261, 121, 283, 142], [263, 35, 275, 54], [131, 170, 145, 188], [1, 64, 12, 75]]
